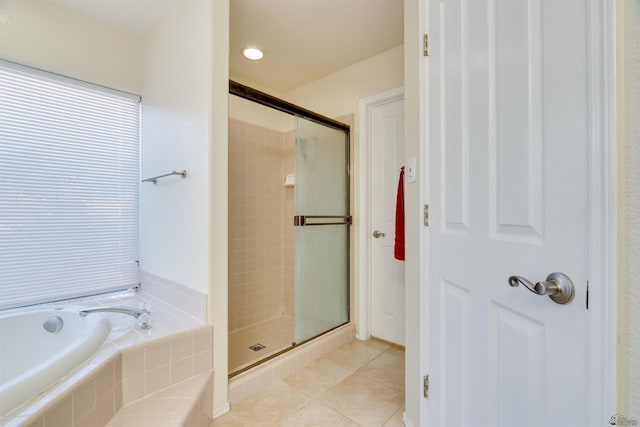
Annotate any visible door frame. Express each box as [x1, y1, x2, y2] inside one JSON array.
[[582, 0, 618, 422], [356, 86, 405, 341], [403, 0, 618, 425]]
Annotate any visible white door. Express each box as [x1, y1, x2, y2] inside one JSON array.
[[426, 1, 590, 426], [370, 93, 405, 345]]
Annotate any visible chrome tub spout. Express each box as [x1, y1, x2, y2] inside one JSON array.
[[79, 306, 151, 329]]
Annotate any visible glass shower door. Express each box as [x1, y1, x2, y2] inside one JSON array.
[[293, 117, 350, 344]]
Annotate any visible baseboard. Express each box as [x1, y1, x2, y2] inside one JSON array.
[[212, 402, 230, 419], [403, 411, 413, 427]]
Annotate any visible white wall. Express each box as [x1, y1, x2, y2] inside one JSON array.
[[618, 0, 640, 417], [402, 1, 423, 425], [0, 0, 143, 94], [140, 0, 213, 294], [139, 0, 231, 415], [209, 0, 230, 415], [284, 45, 404, 119]]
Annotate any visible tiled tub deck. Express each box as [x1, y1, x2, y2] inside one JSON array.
[[1, 290, 213, 427]]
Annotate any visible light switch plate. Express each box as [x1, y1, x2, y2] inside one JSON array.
[[407, 156, 416, 183]]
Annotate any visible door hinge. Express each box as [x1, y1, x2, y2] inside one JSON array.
[[423, 375, 429, 398], [424, 204, 429, 227], [423, 34, 429, 56]]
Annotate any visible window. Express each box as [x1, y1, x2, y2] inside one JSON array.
[[0, 60, 140, 309]]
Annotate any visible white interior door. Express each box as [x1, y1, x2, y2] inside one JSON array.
[[370, 93, 405, 346], [426, 0, 591, 425]]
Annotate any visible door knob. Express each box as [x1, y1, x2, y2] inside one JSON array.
[[372, 230, 385, 238], [508, 272, 575, 305]]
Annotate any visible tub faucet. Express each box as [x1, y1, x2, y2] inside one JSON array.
[[79, 306, 152, 329]]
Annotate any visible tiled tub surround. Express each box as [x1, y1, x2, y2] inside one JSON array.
[[0, 288, 213, 427]]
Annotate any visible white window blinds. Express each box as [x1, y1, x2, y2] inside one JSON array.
[[0, 60, 140, 309]]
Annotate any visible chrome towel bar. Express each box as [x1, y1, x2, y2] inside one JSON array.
[[142, 170, 187, 184]]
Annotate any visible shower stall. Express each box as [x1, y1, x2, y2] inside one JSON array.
[[228, 81, 351, 375]]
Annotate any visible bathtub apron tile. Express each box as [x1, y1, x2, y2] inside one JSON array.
[[171, 335, 195, 362], [72, 379, 96, 423], [171, 357, 195, 385], [95, 391, 116, 426], [95, 363, 115, 401], [121, 349, 144, 380], [144, 364, 171, 396], [144, 341, 171, 371], [122, 374, 144, 404], [42, 395, 72, 427]]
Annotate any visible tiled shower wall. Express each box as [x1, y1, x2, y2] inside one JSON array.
[[228, 118, 295, 332]]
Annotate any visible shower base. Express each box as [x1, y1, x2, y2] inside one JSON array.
[[229, 315, 294, 374]]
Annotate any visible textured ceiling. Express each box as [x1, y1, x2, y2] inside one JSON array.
[[46, 0, 404, 93], [230, 0, 404, 92]]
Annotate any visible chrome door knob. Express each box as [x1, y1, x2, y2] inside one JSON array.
[[508, 272, 575, 305], [372, 230, 385, 238]]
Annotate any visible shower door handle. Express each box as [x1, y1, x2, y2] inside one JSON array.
[[294, 215, 352, 226]]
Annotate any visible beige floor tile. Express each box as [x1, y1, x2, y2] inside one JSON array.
[[319, 374, 403, 426], [355, 352, 405, 392], [230, 380, 311, 425], [218, 340, 405, 427], [382, 408, 405, 427], [383, 346, 405, 361], [283, 358, 352, 397], [281, 401, 360, 427], [323, 341, 384, 372], [361, 338, 392, 352], [211, 411, 259, 427]]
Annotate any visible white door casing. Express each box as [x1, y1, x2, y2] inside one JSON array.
[[357, 87, 405, 344], [422, 0, 617, 426]]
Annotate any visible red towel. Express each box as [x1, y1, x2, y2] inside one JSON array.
[[394, 167, 405, 261]]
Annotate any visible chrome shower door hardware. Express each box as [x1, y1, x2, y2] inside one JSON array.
[[508, 272, 575, 305], [293, 215, 352, 226]]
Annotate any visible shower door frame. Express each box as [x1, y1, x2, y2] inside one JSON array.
[[228, 80, 352, 376], [229, 81, 350, 133]]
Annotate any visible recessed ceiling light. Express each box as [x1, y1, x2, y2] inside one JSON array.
[[243, 47, 264, 60]]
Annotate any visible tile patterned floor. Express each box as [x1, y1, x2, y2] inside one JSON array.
[[213, 339, 405, 427]]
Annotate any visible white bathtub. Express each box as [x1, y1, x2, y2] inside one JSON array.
[[0, 307, 111, 416]]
